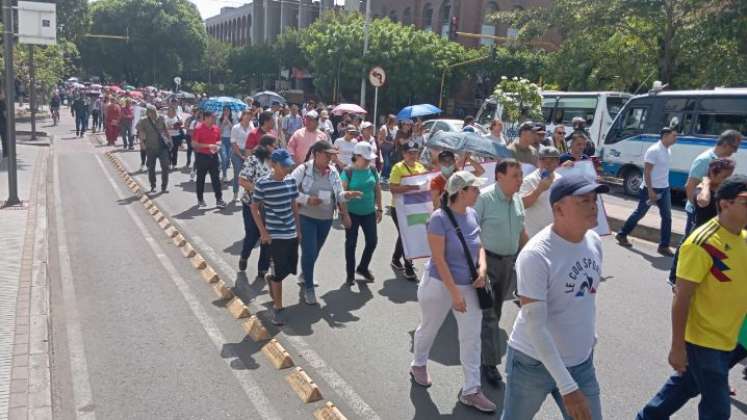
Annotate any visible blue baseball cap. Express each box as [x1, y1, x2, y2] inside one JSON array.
[[549, 175, 609, 205], [271, 148, 295, 167]]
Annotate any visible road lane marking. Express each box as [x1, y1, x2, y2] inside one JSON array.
[[114, 153, 382, 420], [94, 155, 282, 420], [52, 151, 97, 420]]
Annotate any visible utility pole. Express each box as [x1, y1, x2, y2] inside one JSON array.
[[29, 45, 36, 140], [359, 0, 371, 108], [3, 0, 20, 206]]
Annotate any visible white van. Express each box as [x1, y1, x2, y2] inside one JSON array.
[[599, 88, 747, 196], [476, 91, 631, 147]]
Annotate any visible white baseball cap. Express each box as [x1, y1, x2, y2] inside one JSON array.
[[353, 142, 377, 161], [445, 171, 487, 195]]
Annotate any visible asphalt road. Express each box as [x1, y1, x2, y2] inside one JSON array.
[[47, 113, 747, 419]]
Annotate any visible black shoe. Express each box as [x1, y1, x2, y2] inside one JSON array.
[[161, 186, 168, 193], [390, 260, 404, 272], [615, 234, 632, 247], [197, 200, 207, 207], [356, 268, 375, 282], [482, 365, 503, 386], [404, 264, 417, 281], [658, 246, 675, 257], [238, 258, 248, 272], [346, 274, 355, 285], [216, 200, 227, 209], [150, 187, 156, 194]]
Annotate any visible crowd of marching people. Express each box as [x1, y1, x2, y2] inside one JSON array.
[[58, 86, 746, 419]]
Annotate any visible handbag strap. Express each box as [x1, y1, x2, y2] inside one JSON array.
[[442, 206, 478, 279]]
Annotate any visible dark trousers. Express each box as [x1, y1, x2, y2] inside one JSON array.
[[345, 212, 378, 276], [121, 121, 133, 149], [140, 149, 147, 166], [195, 153, 222, 202], [619, 186, 672, 247], [91, 110, 101, 132], [75, 113, 88, 135], [390, 207, 413, 268], [241, 203, 271, 272], [481, 253, 517, 366], [146, 149, 170, 190], [170, 133, 185, 166], [185, 135, 193, 166], [637, 343, 747, 420], [668, 210, 697, 284]]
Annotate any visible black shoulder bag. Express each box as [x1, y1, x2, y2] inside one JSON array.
[[442, 206, 494, 310]]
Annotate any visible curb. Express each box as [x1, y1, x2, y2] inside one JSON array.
[[606, 215, 684, 246], [102, 150, 348, 417]]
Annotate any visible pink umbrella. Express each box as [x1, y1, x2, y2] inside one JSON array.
[[127, 90, 144, 99], [332, 103, 367, 116]]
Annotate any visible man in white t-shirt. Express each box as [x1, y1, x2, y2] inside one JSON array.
[[615, 127, 678, 255], [502, 175, 609, 420], [334, 125, 359, 168], [520, 146, 561, 237]]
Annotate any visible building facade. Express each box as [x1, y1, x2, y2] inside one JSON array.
[[205, 0, 335, 46], [371, 0, 555, 48]]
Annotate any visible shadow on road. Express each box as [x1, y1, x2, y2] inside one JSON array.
[[620, 245, 674, 271], [379, 277, 418, 304], [410, 380, 505, 419]]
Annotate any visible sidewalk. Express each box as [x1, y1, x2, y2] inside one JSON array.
[[0, 140, 51, 419]]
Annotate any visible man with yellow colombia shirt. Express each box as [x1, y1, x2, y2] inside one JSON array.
[[638, 175, 747, 420]]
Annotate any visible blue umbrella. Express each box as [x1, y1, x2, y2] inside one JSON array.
[[396, 104, 442, 121], [200, 96, 247, 113], [427, 130, 513, 159]]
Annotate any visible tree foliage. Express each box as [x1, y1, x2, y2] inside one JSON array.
[[277, 12, 482, 111], [78, 0, 207, 85], [492, 0, 747, 90]]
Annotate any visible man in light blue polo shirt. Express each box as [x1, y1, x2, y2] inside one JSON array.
[[473, 158, 528, 386]]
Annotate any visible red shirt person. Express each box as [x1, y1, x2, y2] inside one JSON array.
[[245, 110, 277, 152], [191, 111, 226, 207]]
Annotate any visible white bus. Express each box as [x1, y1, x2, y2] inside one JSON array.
[[476, 91, 631, 147], [599, 88, 747, 196]]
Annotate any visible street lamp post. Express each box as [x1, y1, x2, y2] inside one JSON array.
[[3, 0, 20, 206], [359, 0, 371, 108]]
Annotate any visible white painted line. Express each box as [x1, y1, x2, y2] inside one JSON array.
[[52, 151, 97, 420], [117, 155, 381, 420], [176, 212, 382, 420], [94, 155, 281, 420]]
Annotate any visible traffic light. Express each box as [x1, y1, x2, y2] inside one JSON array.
[[448, 16, 459, 41]]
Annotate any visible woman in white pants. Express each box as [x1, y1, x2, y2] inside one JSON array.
[[410, 171, 496, 413]]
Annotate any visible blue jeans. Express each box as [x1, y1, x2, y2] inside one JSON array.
[[121, 121, 133, 148], [75, 113, 88, 135], [637, 342, 746, 420], [231, 153, 244, 195], [219, 137, 231, 178], [381, 152, 393, 179], [345, 212, 378, 277], [300, 215, 333, 289], [619, 186, 672, 247], [241, 204, 270, 272], [501, 347, 602, 420]]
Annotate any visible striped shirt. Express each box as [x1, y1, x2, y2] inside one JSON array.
[[253, 175, 299, 239]]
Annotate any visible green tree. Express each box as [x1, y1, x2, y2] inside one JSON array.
[[79, 0, 207, 85], [229, 44, 278, 89], [492, 0, 747, 90], [292, 12, 479, 112]]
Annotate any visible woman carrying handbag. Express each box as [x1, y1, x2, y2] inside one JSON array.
[[409, 171, 497, 414]]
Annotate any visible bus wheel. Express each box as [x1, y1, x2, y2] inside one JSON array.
[[622, 167, 642, 196]]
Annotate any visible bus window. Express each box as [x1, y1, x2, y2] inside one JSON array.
[[542, 97, 557, 124], [605, 104, 649, 145], [694, 113, 747, 136], [606, 96, 628, 119], [553, 97, 598, 126], [623, 107, 648, 131]]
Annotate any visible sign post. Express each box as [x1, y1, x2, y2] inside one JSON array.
[[173, 76, 182, 93], [3, 0, 19, 206], [368, 66, 385, 128]]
